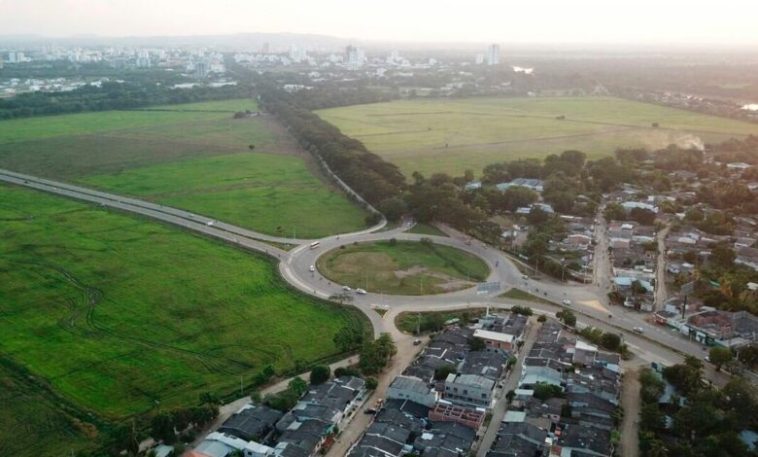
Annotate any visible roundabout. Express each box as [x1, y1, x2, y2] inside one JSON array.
[[315, 239, 490, 295], [1, 168, 731, 374]]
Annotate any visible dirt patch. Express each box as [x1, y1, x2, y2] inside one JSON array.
[[394, 265, 427, 279], [434, 278, 474, 291]]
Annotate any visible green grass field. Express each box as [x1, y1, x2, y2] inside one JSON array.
[[500, 288, 554, 305], [81, 152, 369, 238], [0, 359, 97, 456], [407, 223, 448, 237], [316, 96, 758, 176], [0, 183, 369, 452], [317, 240, 489, 295], [0, 99, 369, 237]]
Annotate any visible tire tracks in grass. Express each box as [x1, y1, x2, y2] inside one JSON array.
[[8, 258, 261, 379]]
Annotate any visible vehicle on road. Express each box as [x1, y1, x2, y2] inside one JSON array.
[[521, 274, 529, 280], [355, 288, 367, 295], [342, 286, 352, 292], [608, 313, 613, 319], [413, 339, 422, 346], [364, 408, 376, 415], [633, 326, 644, 334], [206, 220, 215, 226], [562, 299, 572, 306], [309, 241, 320, 249], [309, 265, 315, 272]]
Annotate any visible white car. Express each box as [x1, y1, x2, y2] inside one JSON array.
[[633, 326, 644, 334], [206, 220, 215, 226], [521, 274, 529, 280], [309, 265, 315, 272], [562, 299, 572, 306], [342, 286, 352, 292], [355, 288, 367, 295]]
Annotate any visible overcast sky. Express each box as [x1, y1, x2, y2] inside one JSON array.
[[1, 0, 757, 45]]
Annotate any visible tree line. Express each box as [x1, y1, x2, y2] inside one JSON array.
[[256, 80, 406, 212], [0, 81, 252, 119]]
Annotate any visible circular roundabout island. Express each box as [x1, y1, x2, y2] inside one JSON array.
[[316, 239, 490, 295]]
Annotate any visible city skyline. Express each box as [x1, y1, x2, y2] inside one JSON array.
[[2, 0, 758, 46]]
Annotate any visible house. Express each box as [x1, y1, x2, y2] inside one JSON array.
[[218, 404, 283, 442], [459, 350, 508, 381], [386, 375, 439, 407], [413, 421, 476, 457], [464, 181, 482, 191], [428, 402, 485, 429], [473, 329, 515, 352], [348, 422, 412, 457], [443, 373, 495, 408], [558, 424, 612, 456], [495, 178, 544, 193], [487, 421, 549, 457], [187, 432, 274, 457]]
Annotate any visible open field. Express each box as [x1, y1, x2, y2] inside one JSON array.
[[316, 96, 758, 176], [81, 153, 369, 238], [0, 99, 368, 237], [0, 183, 369, 432], [0, 359, 96, 457], [317, 240, 489, 295]]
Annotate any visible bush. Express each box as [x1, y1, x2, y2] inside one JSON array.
[[334, 366, 361, 378], [310, 365, 331, 385]]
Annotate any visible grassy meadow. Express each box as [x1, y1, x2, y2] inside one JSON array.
[[0, 184, 369, 454], [316, 96, 758, 177], [0, 99, 368, 237], [317, 240, 489, 295], [81, 152, 369, 239]]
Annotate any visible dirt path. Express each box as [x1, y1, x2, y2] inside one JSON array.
[[619, 366, 641, 457]]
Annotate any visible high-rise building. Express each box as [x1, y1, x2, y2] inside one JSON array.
[[486, 44, 501, 66], [136, 50, 151, 68], [195, 61, 209, 79], [345, 45, 364, 68]]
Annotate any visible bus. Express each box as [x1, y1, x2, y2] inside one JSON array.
[[309, 241, 320, 250]]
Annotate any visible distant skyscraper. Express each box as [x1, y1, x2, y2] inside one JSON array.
[[345, 45, 364, 68], [195, 61, 209, 79], [486, 44, 501, 66], [136, 50, 151, 68]]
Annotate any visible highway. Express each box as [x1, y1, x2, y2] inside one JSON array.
[[0, 168, 728, 371]]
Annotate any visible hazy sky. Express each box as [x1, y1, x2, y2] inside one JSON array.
[[1, 0, 757, 45]]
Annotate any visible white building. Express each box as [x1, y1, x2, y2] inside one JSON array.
[[387, 375, 439, 407], [486, 44, 501, 66]]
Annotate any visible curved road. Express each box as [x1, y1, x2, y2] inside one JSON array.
[[0, 168, 723, 370]]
